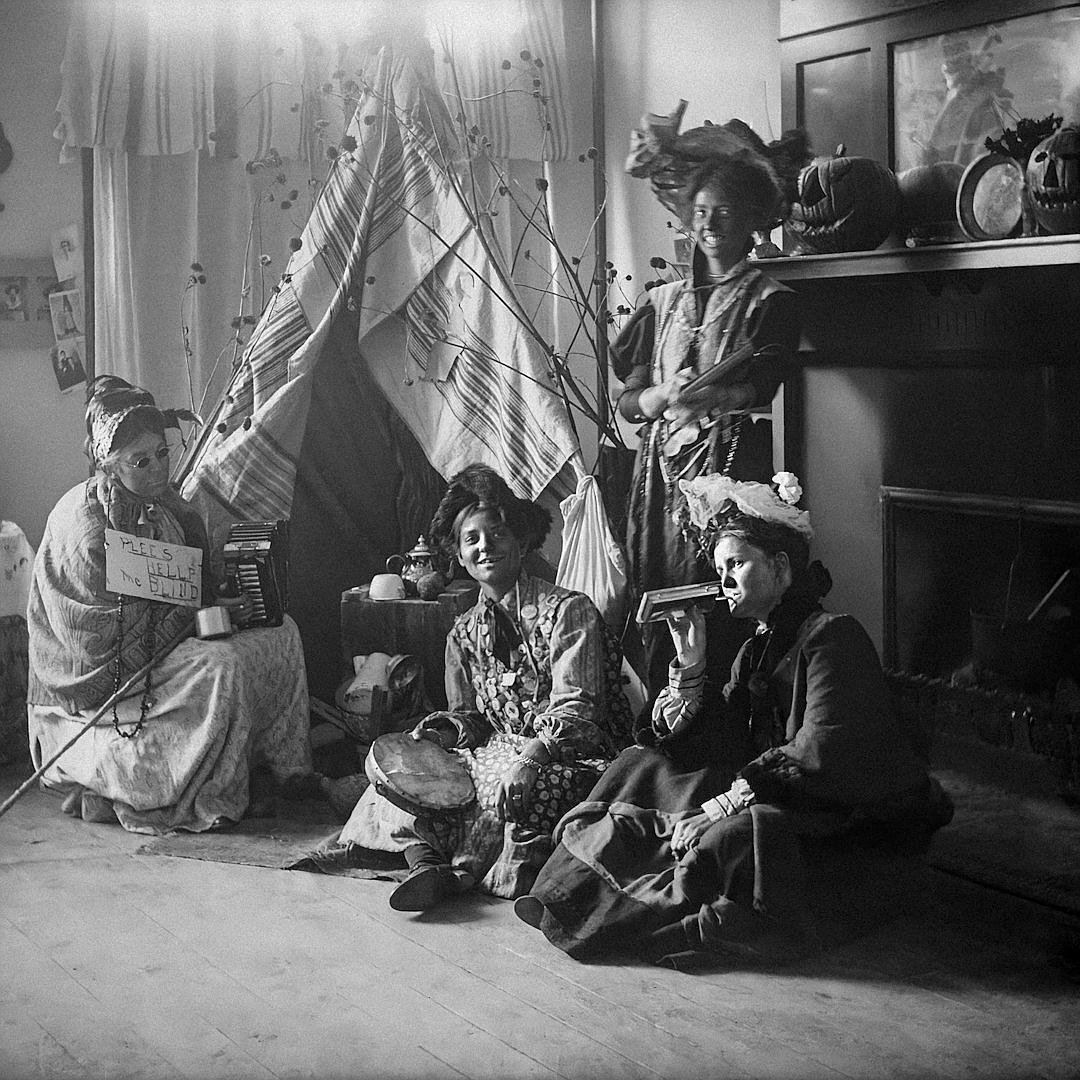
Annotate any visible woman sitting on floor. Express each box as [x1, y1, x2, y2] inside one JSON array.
[[515, 472, 953, 966], [336, 464, 634, 911], [26, 376, 314, 833]]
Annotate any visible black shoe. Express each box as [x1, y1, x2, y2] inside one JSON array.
[[389, 864, 455, 911], [514, 894, 545, 929]]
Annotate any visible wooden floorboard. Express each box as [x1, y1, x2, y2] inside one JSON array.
[[2, 765, 1079, 1080]]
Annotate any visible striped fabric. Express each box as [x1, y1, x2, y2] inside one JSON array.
[[55, 4, 296, 163], [56, 2, 576, 163], [179, 42, 579, 539], [447, 0, 575, 162]]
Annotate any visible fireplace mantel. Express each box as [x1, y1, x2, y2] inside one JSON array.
[[757, 235, 1080, 283], [752, 235, 1079, 369]]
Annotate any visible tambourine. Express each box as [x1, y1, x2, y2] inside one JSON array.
[[365, 731, 476, 818]]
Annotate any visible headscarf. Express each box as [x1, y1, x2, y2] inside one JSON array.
[[83, 376, 201, 536], [84, 375, 200, 468]]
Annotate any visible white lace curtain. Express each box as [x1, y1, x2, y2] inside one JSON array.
[[57, 0, 591, 417]]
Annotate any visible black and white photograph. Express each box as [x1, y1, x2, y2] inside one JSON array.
[[49, 336, 86, 392], [47, 286, 83, 341], [1, 2, 1078, 1079], [0, 275, 28, 321]]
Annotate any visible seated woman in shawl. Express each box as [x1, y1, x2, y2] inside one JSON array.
[[515, 472, 953, 966], [337, 464, 634, 912], [614, 111, 808, 703], [26, 376, 314, 833]]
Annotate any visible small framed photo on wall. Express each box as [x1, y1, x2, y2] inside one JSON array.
[[1, 277, 29, 322], [0, 260, 59, 346], [48, 288, 84, 341], [51, 337, 87, 393]]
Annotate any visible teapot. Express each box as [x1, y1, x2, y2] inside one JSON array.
[[385, 535, 439, 593]]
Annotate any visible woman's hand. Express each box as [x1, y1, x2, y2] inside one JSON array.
[[639, 371, 694, 421], [664, 605, 707, 669], [215, 585, 255, 629], [495, 760, 540, 824], [675, 382, 746, 415], [410, 713, 458, 751], [670, 811, 713, 859]]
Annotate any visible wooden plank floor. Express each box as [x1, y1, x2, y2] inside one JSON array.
[[2, 763, 1079, 1080]]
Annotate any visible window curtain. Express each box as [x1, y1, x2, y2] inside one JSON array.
[[57, 0, 594, 425]]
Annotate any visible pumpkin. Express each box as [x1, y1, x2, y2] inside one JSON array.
[[787, 145, 900, 253], [896, 162, 966, 242], [1026, 124, 1080, 235]]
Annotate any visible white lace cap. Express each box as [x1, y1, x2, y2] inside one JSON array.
[[679, 473, 812, 538]]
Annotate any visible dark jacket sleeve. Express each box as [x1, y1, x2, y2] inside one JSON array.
[[611, 302, 657, 422], [737, 615, 930, 808]]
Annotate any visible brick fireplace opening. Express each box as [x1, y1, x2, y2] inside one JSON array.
[[882, 487, 1080, 687], [880, 486, 1080, 793]]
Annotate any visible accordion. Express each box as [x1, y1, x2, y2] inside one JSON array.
[[223, 521, 289, 628]]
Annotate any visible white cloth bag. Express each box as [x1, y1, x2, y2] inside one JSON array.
[[555, 474, 628, 633], [555, 475, 646, 719]]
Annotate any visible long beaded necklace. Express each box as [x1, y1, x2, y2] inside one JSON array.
[[672, 261, 752, 341], [111, 594, 158, 738]]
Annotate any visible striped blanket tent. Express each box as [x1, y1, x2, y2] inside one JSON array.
[[177, 41, 584, 698]]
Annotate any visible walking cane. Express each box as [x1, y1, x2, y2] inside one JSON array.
[[0, 613, 196, 822]]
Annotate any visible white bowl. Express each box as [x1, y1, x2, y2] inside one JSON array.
[[369, 573, 406, 601]]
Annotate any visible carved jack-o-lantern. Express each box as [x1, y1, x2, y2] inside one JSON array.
[[787, 146, 900, 253], [1026, 124, 1080, 235]]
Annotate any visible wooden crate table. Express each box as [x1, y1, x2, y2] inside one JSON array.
[[340, 580, 477, 709]]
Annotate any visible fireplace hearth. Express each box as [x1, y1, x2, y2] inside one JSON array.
[[882, 486, 1080, 795]]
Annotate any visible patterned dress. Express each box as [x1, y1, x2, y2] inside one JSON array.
[[337, 572, 634, 898], [26, 480, 312, 834]]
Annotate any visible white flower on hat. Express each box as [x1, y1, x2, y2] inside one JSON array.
[[679, 472, 812, 538], [772, 471, 802, 505]]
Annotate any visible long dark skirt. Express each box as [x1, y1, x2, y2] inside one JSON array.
[[525, 743, 818, 962]]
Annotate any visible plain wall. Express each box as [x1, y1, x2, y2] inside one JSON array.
[[0, 0, 86, 549]]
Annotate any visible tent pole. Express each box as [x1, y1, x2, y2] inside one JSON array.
[[0, 614, 196, 823], [591, 0, 608, 471]]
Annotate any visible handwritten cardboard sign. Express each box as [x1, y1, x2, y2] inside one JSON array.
[[104, 529, 203, 608]]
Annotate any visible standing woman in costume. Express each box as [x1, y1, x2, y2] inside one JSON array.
[[613, 113, 807, 703], [26, 376, 314, 833]]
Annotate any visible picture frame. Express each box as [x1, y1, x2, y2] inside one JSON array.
[[48, 288, 85, 342], [0, 260, 61, 346], [0, 276, 30, 322], [780, 0, 1080, 172], [893, 7, 1080, 175], [51, 337, 88, 393]]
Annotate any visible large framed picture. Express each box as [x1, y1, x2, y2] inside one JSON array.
[[893, 8, 1080, 174], [780, 0, 1080, 171]]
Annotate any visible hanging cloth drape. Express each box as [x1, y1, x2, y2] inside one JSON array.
[[55, 0, 587, 412], [179, 41, 581, 541], [55, 0, 578, 165], [54, 1, 306, 164]]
